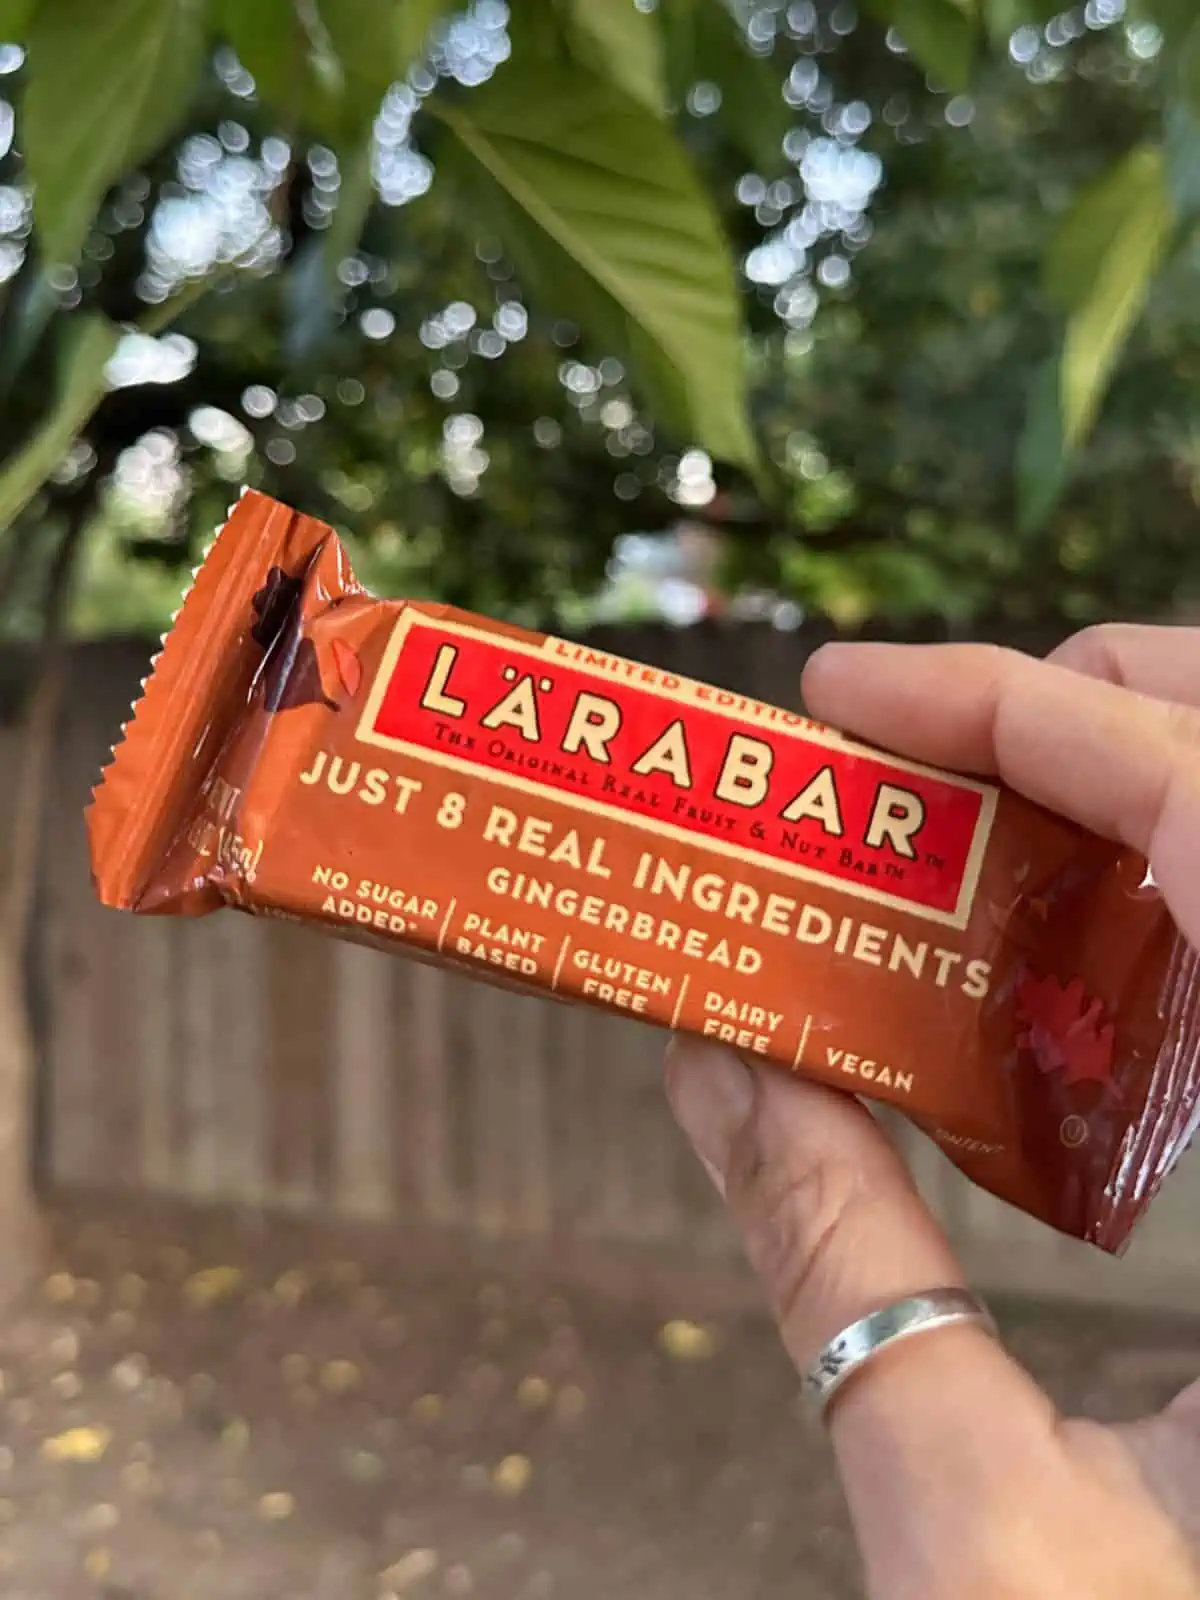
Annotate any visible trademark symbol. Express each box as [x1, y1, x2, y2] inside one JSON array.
[[1060, 1115, 1089, 1149], [924, 852, 945, 870]]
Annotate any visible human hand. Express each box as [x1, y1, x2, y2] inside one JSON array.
[[665, 625, 1200, 1599]]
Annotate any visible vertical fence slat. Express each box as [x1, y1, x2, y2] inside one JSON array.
[[403, 958, 458, 1224], [44, 870, 100, 1186], [509, 990, 553, 1234], [90, 906, 146, 1189], [132, 913, 174, 1192], [587, 1011, 642, 1239], [467, 978, 518, 1235], [334, 941, 395, 1220], [213, 912, 266, 1205], [175, 920, 223, 1201], [548, 995, 596, 1234], [265, 921, 334, 1211], [45, 689, 105, 1187]]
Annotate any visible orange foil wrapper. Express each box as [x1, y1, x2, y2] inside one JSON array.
[[87, 492, 1200, 1250]]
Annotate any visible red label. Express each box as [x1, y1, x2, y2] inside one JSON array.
[[357, 615, 995, 926]]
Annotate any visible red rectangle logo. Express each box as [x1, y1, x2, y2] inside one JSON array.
[[356, 614, 996, 927]]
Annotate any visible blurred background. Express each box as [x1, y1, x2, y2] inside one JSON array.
[[0, 0, 1197, 1595]]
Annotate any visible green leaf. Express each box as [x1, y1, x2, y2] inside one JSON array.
[[662, 0, 791, 174], [24, 0, 206, 269], [866, 0, 978, 93], [1055, 146, 1174, 448], [436, 57, 756, 469], [564, 0, 667, 114], [0, 0, 36, 39], [1043, 148, 1167, 310], [0, 313, 119, 532], [1016, 357, 1068, 534]]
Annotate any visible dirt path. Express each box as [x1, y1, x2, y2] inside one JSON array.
[[0, 1204, 1195, 1600]]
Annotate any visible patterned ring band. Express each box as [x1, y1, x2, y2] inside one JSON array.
[[802, 1288, 997, 1419]]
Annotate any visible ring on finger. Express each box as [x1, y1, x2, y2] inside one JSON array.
[[802, 1288, 997, 1420]]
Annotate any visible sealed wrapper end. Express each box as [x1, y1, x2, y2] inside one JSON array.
[[88, 490, 1200, 1251]]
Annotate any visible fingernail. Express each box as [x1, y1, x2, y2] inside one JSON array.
[[665, 1038, 756, 1185], [803, 640, 896, 704]]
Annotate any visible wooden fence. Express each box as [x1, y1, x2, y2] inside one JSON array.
[[31, 628, 1200, 1313]]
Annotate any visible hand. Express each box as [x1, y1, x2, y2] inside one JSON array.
[[665, 625, 1200, 1600]]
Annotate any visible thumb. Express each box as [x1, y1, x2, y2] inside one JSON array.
[[665, 1036, 968, 1372], [664, 1038, 1056, 1567]]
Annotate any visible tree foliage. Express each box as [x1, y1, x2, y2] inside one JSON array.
[[0, 0, 1194, 638]]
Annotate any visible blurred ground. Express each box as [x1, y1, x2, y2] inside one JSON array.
[[0, 1203, 1197, 1600]]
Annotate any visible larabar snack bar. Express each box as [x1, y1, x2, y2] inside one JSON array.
[[87, 491, 1200, 1251]]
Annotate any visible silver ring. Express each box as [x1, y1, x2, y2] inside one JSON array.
[[802, 1288, 996, 1419]]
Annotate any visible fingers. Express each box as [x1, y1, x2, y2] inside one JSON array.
[[1050, 624, 1200, 707], [802, 640, 1200, 946], [665, 1037, 1054, 1574]]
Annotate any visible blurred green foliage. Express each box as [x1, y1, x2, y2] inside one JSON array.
[[0, 0, 1195, 639]]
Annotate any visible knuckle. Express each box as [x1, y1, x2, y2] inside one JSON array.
[[1047, 621, 1151, 683], [1049, 622, 1112, 669]]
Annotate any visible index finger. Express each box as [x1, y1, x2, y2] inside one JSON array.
[[802, 641, 1200, 947]]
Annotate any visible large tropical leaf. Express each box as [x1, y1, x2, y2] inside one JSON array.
[[1049, 146, 1174, 447], [24, 0, 207, 268], [437, 56, 756, 469], [0, 313, 119, 532]]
